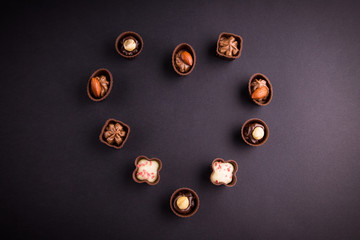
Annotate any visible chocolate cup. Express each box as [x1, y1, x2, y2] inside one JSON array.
[[115, 31, 143, 59], [216, 32, 243, 60], [210, 158, 238, 187], [132, 155, 162, 185], [99, 118, 130, 149], [170, 187, 200, 218], [241, 118, 269, 147], [172, 43, 196, 76], [248, 73, 273, 106], [87, 68, 113, 102]]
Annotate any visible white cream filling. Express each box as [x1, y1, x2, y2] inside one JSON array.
[[211, 161, 234, 184], [136, 159, 159, 183]]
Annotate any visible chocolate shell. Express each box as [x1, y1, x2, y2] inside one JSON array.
[[99, 118, 130, 149], [132, 155, 162, 185], [241, 118, 269, 147], [248, 73, 273, 106], [170, 187, 200, 218], [87, 68, 113, 102], [172, 43, 196, 76], [115, 31, 143, 59], [216, 32, 243, 60], [210, 158, 238, 187]]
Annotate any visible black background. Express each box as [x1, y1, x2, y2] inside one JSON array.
[[1, 0, 360, 239]]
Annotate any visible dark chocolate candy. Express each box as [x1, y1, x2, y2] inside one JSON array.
[[120, 36, 139, 56], [243, 122, 265, 144], [170, 187, 200, 218], [173, 192, 195, 214]]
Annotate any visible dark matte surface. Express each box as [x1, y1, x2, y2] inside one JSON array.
[[1, 0, 360, 239]]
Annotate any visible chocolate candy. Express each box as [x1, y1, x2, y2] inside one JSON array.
[[120, 36, 139, 56], [210, 158, 238, 187], [173, 192, 194, 214], [170, 188, 199, 217], [218, 36, 239, 56], [216, 32, 243, 60], [91, 75, 109, 98], [115, 31, 143, 59], [241, 118, 269, 146], [172, 43, 196, 76], [132, 156, 162, 185], [244, 122, 265, 144], [248, 73, 273, 106], [87, 68, 113, 102], [99, 119, 130, 149]]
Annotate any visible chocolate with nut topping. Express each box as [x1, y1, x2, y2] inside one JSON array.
[[120, 36, 139, 56], [175, 50, 193, 73], [172, 43, 196, 76], [91, 75, 109, 98], [115, 31, 143, 59], [243, 122, 265, 144], [87, 68, 113, 102], [251, 78, 269, 103], [248, 73, 273, 106], [173, 191, 195, 214], [170, 188, 199, 217]]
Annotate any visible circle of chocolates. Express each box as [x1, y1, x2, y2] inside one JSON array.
[[86, 30, 274, 218]]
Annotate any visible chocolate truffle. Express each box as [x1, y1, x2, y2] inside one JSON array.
[[241, 118, 269, 146], [115, 31, 143, 59], [216, 32, 243, 60], [132, 156, 162, 185], [99, 119, 130, 149], [170, 188, 199, 218], [87, 68, 113, 102], [248, 73, 273, 106], [172, 43, 196, 76], [210, 158, 238, 187]]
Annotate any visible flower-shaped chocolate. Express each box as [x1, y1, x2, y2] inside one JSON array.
[[132, 155, 162, 185], [219, 36, 239, 56], [210, 158, 238, 187], [99, 119, 130, 149], [104, 123, 126, 145], [216, 32, 243, 60]]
